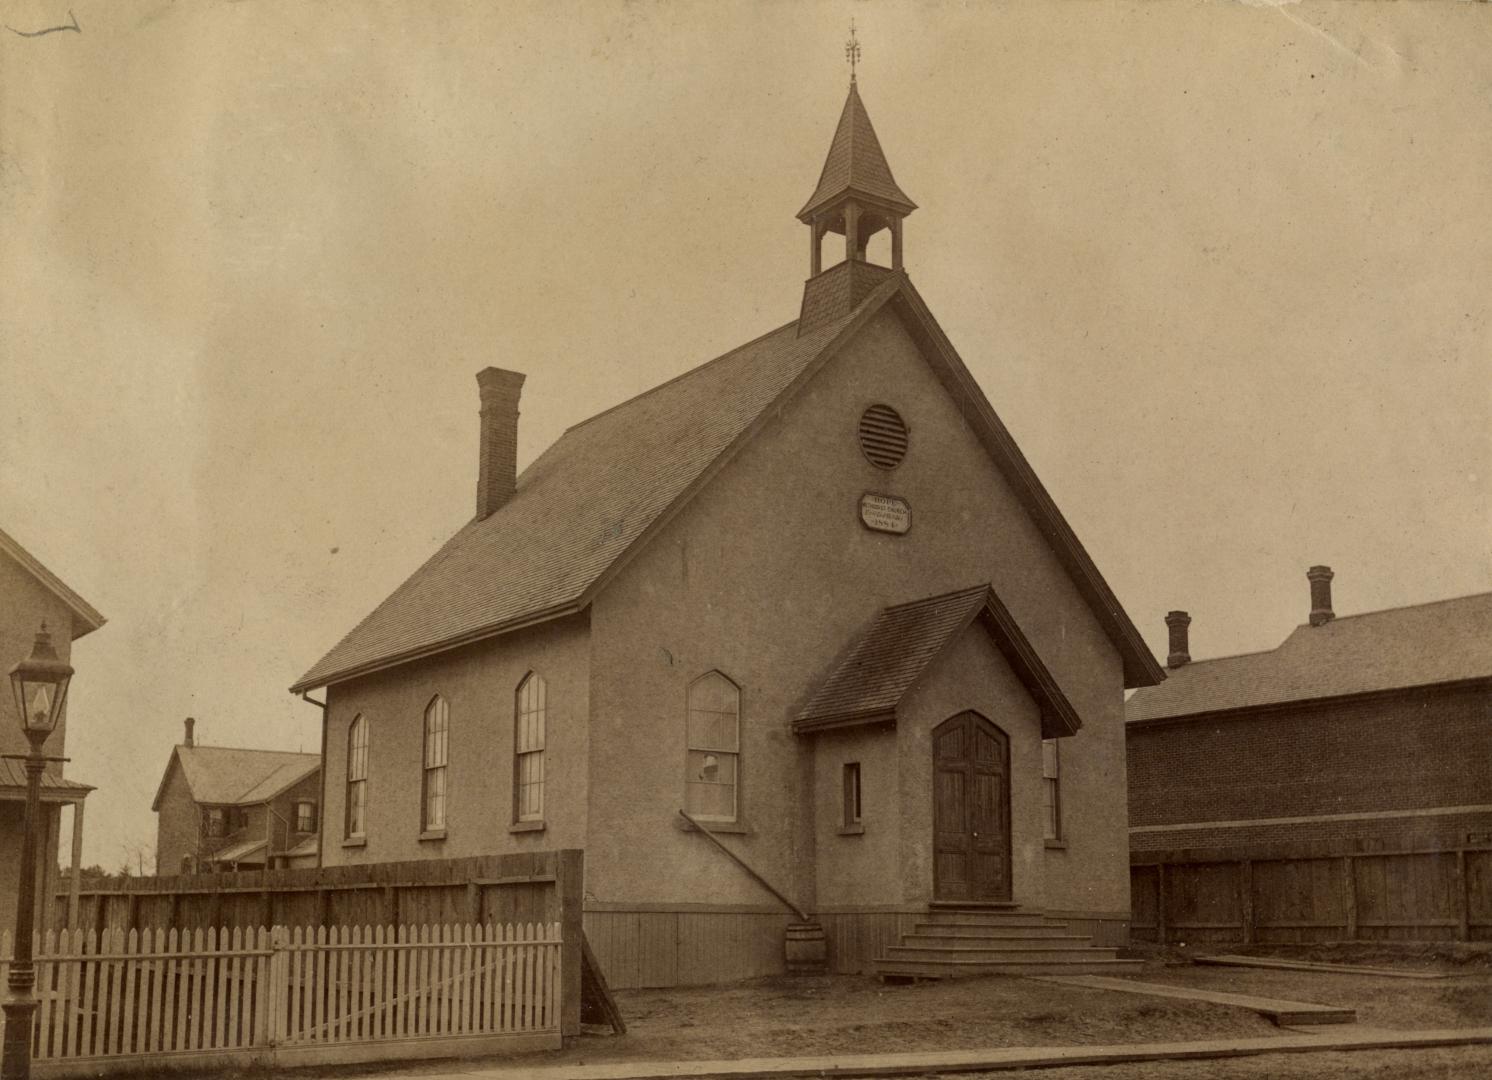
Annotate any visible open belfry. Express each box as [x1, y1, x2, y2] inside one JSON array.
[[295, 39, 1164, 985]]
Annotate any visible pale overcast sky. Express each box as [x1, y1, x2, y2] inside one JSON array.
[[2, 0, 1488, 869]]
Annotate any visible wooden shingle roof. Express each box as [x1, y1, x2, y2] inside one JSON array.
[[797, 82, 916, 222], [151, 745, 320, 812], [293, 272, 1164, 692], [795, 585, 1083, 739], [1126, 591, 1492, 724]]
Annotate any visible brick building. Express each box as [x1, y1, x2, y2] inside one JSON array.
[[153, 718, 321, 873], [293, 79, 1163, 983], [1126, 568, 1492, 856]]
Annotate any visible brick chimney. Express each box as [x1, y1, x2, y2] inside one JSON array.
[[1164, 610, 1192, 668], [1308, 565, 1335, 626], [183, 716, 196, 747], [475, 367, 526, 519]]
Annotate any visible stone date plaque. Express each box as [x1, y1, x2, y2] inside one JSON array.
[[859, 493, 912, 535]]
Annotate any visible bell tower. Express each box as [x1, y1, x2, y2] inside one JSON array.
[[797, 27, 916, 276]]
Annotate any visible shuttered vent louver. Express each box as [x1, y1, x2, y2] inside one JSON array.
[[858, 405, 909, 469]]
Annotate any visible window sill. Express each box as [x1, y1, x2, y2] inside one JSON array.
[[418, 829, 447, 842], [1044, 839, 1068, 851], [676, 816, 750, 835], [837, 824, 865, 836], [509, 820, 546, 834], [341, 836, 367, 849]]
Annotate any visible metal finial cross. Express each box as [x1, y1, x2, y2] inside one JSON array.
[[845, 18, 861, 84]]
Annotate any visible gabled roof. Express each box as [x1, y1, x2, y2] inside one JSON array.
[[151, 745, 320, 812], [795, 584, 1082, 739], [293, 272, 1163, 692], [1126, 591, 1492, 724], [797, 82, 917, 222], [0, 526, 105, 640]]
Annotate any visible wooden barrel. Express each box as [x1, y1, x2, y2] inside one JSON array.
[[784, 921, 827, 974]]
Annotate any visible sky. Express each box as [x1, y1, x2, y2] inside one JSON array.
[[1, 0, 1488, 870]]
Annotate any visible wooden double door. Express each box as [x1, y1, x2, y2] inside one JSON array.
[[932, 711, 1012, 902]]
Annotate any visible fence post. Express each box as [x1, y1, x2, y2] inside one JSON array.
[[1155, 863, 1167, 946], [1239, 860, 1254, 945], [556, 849, 583, 1037], [1455, 849, 1470, 942], [1342, 857, 1358, 940], [267, 926, 289, 1047]]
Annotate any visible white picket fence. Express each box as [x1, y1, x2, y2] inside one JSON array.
[[0, 922, 561, 1072]]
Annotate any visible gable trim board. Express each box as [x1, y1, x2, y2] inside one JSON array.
[[794, 584, 1083, 739], [0, 525, 105, 639], [292, 272, 1163, 694]]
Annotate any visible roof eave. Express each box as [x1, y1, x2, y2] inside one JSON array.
[[1125, 674, 1492, 727], [0, 526, 106, 640], [290, 599, 588, 694], [792, 708, 897, 735]]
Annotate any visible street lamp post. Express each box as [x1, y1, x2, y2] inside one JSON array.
[[3, 624, 73, 1080]]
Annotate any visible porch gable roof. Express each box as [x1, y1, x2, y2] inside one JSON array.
[[793, 584, 1083, 739]]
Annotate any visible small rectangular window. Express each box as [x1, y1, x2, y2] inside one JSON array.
[[1042, 739, 1061, 842], [205, 807, 226, 838], [843, 762, 862, 826], [295, 801, 317, 833]]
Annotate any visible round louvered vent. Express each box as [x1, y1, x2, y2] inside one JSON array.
[[858, 405, 909, 469]]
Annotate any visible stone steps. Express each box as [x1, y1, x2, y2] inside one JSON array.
[[874, 905, 1138, 981]]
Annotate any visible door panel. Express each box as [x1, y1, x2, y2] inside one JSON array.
[[932, 712, 1011, 902]]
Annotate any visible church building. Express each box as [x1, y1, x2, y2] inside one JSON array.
[[293, 77, 1164, 985]]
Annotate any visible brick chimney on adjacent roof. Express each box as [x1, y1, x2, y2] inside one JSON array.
[[1308, 565, 1335, 626], [476, 367, 526, 519], [1164, 611, 1192, 668], [183, 716, 195, 747]]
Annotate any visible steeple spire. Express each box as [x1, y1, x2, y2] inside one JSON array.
[[797, 76, 916, 276]]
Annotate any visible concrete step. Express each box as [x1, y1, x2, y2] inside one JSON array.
[[876, 957, 1146, 979], [901, 933, 1095, 949], [909, 923, 1077, 939], [887, 945, 1121, 963]]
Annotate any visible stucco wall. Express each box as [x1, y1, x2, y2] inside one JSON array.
[[321, 614, 589, 867], [588, 306, 1129, 914], [812, 725, 900, 908]]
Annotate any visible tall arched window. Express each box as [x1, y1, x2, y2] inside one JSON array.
[[345, 714, 368, 839], [514, 674, 546, 822], [686, 671, 739, 821], [422, 696, 449, 831]]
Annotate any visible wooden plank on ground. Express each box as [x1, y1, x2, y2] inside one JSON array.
[[1033, 974, 1356, 1026], [1195, 954, 1481, 980]]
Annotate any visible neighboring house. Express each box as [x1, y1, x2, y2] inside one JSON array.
[[1126, 568, 1492, 855], [0, 526, 104, 933], [292, 80, 1164, 981], [153, 719, 321, 872]]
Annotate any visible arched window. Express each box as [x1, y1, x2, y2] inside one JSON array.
[[685, 671, 739, 821], [422, 696, 449, 831], [514, 674, 546, 822], [345, 714, 368, 838]]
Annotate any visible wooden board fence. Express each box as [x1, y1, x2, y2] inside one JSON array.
[[1132, 844, 1492, 944], [0, 922, 561, 1077], [53, 850, 584, 1038]]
